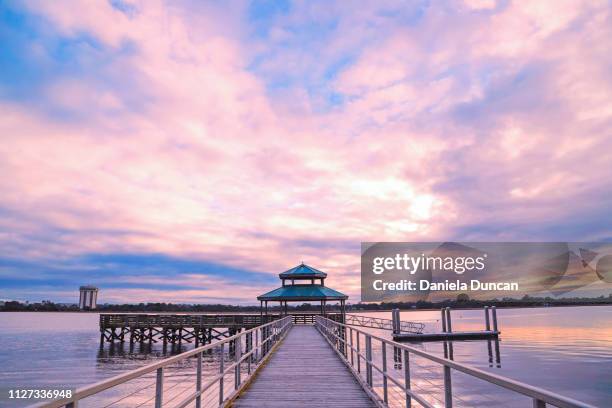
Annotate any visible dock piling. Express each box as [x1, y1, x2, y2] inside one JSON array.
[[492, 306, 498, 332], [445, 307, 452, 333], [485, 306, 491, 331], [441, 308, 447, 332], [392, 308, 400, 335]]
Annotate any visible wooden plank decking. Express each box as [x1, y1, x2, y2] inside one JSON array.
[[233, 325, 376, 408]]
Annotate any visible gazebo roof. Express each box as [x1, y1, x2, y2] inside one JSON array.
[[279, 263, 327, 279], [257, 284, 347, 301]]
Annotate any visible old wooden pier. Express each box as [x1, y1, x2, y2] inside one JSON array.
[[99, 313, 295, 346]]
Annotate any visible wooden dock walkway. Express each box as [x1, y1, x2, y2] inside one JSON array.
[[233, 325, 377, 408]]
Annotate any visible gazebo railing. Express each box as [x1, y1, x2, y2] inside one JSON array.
[[31, 316, 293, 408]]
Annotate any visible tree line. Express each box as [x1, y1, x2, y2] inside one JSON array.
[[2, 293, 611, 312]]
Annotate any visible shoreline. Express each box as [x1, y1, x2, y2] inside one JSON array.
[[2, 303, 611, 313]]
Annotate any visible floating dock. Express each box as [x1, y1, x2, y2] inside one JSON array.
[[392, 306, 501, 342], [393, 330, 499, 341]]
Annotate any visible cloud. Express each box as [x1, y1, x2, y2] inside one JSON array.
[[0, 0, 611, 302]]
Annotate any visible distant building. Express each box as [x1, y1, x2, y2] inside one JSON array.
[[79, 286, 99, 310]]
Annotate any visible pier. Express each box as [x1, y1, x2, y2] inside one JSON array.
[[32, 264, 597, 408], [99, 313, 266, 345], [98, 311, 426, 345], [98, 312, 341, 345], [34, 314, 597, 408]]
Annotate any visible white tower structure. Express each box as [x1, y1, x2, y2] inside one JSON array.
[[79, 286, 98, 310]]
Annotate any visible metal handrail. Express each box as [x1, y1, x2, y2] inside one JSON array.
[[346, 314, 425, 334], [31, 316, 293, 408], [315, 316, 598, 408]]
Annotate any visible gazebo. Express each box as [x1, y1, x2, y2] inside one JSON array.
[[257, 263, 348, 320]]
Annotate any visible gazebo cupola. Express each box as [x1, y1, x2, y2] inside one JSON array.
[[280, 262, 327, 286]]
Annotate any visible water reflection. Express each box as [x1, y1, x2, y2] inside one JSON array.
[[96, 341, 186, 359], [486, 338, 502, 368], [443, 340, 454, 360], [391, 337, 502, 375]]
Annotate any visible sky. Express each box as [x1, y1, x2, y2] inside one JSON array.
[[1, 0, 611, 304]]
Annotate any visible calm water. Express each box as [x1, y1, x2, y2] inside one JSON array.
[[0, 306, 610, 407]]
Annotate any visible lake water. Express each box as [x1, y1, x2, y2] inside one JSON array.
[[0, 306, 610, 407]]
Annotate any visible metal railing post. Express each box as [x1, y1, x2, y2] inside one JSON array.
[[404, 350, 411, 408], [446, 307, 452, 333], [349, 327, 354, 367], [365, 335, 373, 387], [235, 332, 242, 389], [255, 328, 259, 363], [533, 398, 546, 408], [444, 364, 452, 407], [195, 352, 202, 408], [485, 306, 491, 331], [247, 331, 252, 374], [219, 343, 224, 406], [382, 341, 388, 404], [356, 332, 361, 373], [154, 367, 164, 408]]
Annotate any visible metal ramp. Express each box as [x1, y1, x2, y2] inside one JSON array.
[[345, 313, 425, 334]]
